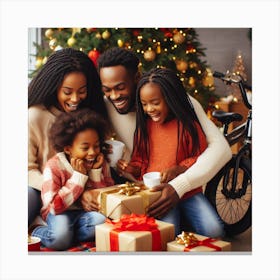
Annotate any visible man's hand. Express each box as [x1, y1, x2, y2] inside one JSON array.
[[160, 165, 187, 183], [146, 183, 179, 218]]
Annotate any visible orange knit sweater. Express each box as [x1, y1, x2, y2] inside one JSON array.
[[130, 118, 207, 199]]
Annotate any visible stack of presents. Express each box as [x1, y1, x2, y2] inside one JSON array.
[[92, 182, 231, 252]]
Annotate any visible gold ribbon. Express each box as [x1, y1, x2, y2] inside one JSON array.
[[176, 231, 199, 247], [117, 181, 146, 196], [100, 182, 150, 217]]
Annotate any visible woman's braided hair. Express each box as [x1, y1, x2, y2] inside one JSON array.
[[28, 48, 108, 120]]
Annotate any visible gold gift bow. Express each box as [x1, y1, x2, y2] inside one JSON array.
[[100, 182, 150, 217], [117, 181, 146, 196], [176, 231, 199, 247]]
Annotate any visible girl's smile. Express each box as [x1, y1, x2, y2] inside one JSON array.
[[140, 82, 170, 124]]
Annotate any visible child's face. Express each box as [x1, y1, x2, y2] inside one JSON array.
[[140, 82, 170, 124], [64, 128, 101, 171], [57, 72, 87, 113]]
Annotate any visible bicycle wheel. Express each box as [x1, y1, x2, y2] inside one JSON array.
[[204, 156, 252, 236]]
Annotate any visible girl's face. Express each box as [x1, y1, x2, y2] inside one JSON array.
[[140, 82, 170, 124], [64, 128, 101, 171], [57, 72, 87, 112]]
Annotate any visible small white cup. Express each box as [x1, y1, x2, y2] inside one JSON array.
[[105, 139, 125, 168], [143, 171, 161, 188]]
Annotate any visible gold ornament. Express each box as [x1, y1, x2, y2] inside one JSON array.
[[156, 42, 161, 54], [188, 76, 195, 87], [189, 61, 198, 69], [203, 68, 214, 87], [144, 48, 156, 61], [102, 30, 111, 40], [95, 32, 102, 39], [35, 57, 43, 69], [173, 31, 185, 44], [117, 39, 124, 47], [176, 59, 188, 72], [42, 56, 48, 65], [72, 28, 81, 36], [67, 37, 76, 47], [45, 29, 53, 39], [49, 38, 57, 50]]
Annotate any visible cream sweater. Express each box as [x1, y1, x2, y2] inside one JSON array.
[[28, 105, 61, 191], [105, 96, 232, 198]]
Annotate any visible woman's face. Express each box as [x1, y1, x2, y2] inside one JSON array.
[[139, 82, 170, 124], [57, 72, 87, 112]]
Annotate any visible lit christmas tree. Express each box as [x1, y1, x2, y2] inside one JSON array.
[[227, 51, 248, 101], [30, 28, 218, 110]]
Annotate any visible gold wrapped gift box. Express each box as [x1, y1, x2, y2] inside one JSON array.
[[96, 214, 175, 252], [167, 231, 231, 252], [92, 183, 161, 220]]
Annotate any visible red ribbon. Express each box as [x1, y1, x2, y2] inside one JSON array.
[[183, 237, 222, 251], [107, 214, 162, 251]]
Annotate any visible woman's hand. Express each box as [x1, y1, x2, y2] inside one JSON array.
[[146, 183, 179, 218], [79, 189, 100, 212], [160, 165, 187, 183]]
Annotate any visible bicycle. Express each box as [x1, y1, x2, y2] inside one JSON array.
[[204, 71, 252, 236]]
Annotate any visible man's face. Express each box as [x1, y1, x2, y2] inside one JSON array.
[[100, 65, 137, 114]]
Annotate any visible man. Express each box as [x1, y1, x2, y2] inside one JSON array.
[[98, 47, 232, 220]]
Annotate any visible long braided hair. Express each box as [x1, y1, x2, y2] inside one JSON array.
[[28, 48, 108, 120], [134, 67, 204, 163]]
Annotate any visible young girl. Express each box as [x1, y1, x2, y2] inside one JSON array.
[[119, 68, 224, 238], [28, 48, 110, 226], [30, 109, 114, 250]]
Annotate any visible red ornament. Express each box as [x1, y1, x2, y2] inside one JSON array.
[[159, 28, 173, 38], [88, 49, 100, 66]]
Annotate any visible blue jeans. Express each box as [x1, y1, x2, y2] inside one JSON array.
[[28, 187, 42, 226], [160, 192, 225, 238], [31, 210, 106, 250]]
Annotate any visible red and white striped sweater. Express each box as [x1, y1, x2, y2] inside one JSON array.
[[40, 152, 114, 220]]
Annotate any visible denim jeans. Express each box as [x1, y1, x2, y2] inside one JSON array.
[[160, 192, 225, 238], [28, 187, 42, 226], [32, 210, 106, 250]]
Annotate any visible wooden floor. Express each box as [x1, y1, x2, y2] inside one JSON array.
[[224, 227, 252, 252]]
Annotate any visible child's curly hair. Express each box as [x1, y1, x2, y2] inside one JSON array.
[[49, 108, 110, 152]]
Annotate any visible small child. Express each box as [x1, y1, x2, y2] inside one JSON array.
[[118, 68, 224, 238], [30, 108, 114, 250]]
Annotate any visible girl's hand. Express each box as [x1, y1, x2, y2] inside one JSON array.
[[70, 157, 87, 175], [80, 189, 100, 212], [116, 160, 141, 178], [160, 165, 187, 183], [92, 153, 104, 169]]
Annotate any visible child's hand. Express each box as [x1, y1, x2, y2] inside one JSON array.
[[117, 159, 141, 178], [70, 157, 87, 175], [80, 189, 100, 212], [92, 153, 104, 169], [160, 165, 187, 183]]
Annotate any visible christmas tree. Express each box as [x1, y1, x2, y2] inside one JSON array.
[[30, 28, 218, 110]]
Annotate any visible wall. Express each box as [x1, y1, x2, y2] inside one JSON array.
[[196, 28, 252, 96]]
